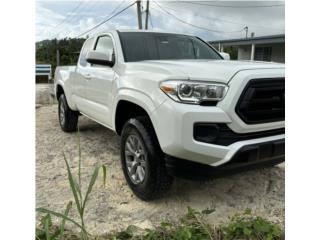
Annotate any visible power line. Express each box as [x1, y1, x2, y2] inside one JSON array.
[[75, 1, 137, 38], [152, 1, 245, 34], [162, 2, 244, 26], [50, 0, 85, 29], [177, 1, 285, 8], [91, 0, 127, 36], [50, 0, 92, 38], [163, 2, 284, 31]]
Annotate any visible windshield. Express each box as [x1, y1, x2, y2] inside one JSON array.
[[118, 32, 222, 62]]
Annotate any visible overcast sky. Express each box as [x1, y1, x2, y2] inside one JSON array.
[[36, 0, 285, 42]]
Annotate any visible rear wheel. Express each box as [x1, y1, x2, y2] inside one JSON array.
[[58, 94, 78, 132], [120, 116, 173, 201]]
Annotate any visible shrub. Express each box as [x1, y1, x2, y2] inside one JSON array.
[[111, 208, 283, 240], [222, 209, 283, 240]]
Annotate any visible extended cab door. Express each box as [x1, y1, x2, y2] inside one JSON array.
[[84, 34, 116, 127], [72, 38, 95, 112]]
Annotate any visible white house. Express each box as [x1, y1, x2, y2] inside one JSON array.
[[209, 34, 285, 63]]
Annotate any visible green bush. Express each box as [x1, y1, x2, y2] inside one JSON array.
[[111, 208, 283, 240], [222, 209, 283, 240]]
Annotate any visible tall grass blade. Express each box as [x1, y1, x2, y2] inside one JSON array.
[[82, 166, 100, 214], [36, 207, 86, 233], [68, 151, 82, 201], [74, 180, 82, 201], [44, 215, 51, 240], [77, 127, 81, 199], [59, 201, 73, 240], [102, 165, 107, 187], [63, 152, 82, 217]]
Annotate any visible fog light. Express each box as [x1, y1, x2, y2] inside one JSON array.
[[194, 123, 220, 143]]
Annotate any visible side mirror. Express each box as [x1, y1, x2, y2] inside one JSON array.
[[86, 50, 114, 66], [220, 52, 230, 60]]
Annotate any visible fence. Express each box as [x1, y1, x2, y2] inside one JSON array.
[[36, 64, 52, 83]]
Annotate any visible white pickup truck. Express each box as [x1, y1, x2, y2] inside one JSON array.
[[54, 30, 285, 200]]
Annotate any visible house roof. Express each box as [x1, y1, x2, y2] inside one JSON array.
[[209, 34, 285, 46]]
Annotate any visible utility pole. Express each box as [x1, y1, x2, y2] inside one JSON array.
[[244, 26, 248, 38], [56, 49, 60, 67], [145, 0, 150, 30], [136, 0, 142, 29], [46, 41, 49, 63]]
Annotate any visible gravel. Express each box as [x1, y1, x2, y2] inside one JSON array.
[[36, 104, 285, 235]]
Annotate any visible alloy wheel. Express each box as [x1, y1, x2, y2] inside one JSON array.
[[124, 135, 147, 184]]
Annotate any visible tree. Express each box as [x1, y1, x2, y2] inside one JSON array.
[[36, 38, 86, 73], [223, 46, 238, 60]]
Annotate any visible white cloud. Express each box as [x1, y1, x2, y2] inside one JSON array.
[[36, 3, 65, 41], [151, 1, 284, 40], [36, 0, 285, 41]]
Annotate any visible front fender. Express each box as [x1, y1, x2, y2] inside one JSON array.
[[112, 88, 158, 129]]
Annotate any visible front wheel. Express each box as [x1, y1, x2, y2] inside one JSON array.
[[58, 94, 78, 132], [120, 116, 173, 201]]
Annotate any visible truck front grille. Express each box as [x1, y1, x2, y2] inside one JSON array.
[[236, 78, 285, 124]]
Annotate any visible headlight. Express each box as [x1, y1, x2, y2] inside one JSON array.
[[160, 80, 228, 104]]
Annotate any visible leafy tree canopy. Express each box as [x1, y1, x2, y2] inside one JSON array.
[[36, 38, 86, 72]]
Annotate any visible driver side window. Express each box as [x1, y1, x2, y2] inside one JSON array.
[[95, 35, 114, 54], [79, 38, 94, 67]]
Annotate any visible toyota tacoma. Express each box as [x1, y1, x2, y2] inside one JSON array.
[[54, 30, 285, 200]]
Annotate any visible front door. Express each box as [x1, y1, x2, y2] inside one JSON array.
[[72, 38, 95, 113], [85, 35, 116, 127]]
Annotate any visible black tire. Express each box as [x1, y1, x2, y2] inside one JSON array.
[[120, 116, 173, 201], [58, 94, 78, 132]]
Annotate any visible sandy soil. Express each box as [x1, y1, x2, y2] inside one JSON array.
[[36, 104, 285, 235]]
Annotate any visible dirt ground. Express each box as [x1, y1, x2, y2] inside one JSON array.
[[36, 104, 285, 235]]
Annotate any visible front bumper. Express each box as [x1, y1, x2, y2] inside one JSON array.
[[150, 99, 285, 166], [165, 139, 284, 179]]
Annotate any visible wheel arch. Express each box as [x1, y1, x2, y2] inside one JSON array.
[[56, 84, 64, 100], [114, 99, 156, 136], [113, 89, 157, 134]]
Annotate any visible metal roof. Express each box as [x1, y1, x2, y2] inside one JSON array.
[[94, 29, 195, 37], [209, 34, 285, 46]]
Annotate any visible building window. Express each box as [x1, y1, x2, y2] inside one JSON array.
[[254, 47, 272, 61]]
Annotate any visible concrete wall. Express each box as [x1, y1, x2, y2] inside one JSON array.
[[270, 43, 285, 63], [238, 45, 252, 60]]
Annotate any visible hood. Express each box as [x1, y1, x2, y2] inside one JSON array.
[[125, 59, 284, 84]]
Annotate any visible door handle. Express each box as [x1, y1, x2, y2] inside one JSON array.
[[84, 74, 91, 80]]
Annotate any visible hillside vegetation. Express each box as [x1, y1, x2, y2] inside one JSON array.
[[36, 38, 86, 72]]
